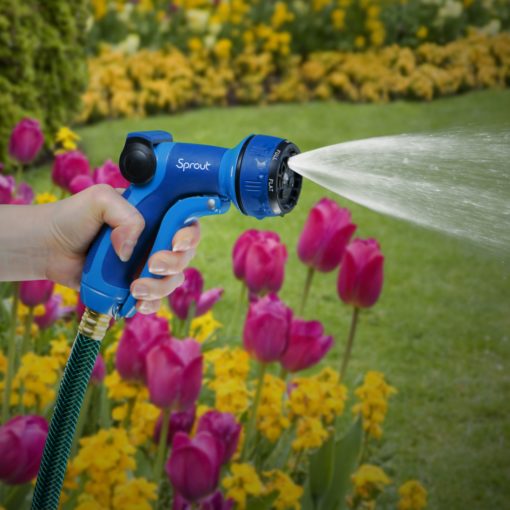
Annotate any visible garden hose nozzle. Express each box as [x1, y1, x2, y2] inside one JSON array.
[[31, 131, 302, 510], [81, 131, 302, 319]]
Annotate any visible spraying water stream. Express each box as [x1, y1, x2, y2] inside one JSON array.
[[288, 130, 510, 254]]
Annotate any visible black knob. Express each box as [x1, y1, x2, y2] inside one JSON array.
[[119, 138, 157, 185]]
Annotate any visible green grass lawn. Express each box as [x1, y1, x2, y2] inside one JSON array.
[[27, 90, 510, 509]]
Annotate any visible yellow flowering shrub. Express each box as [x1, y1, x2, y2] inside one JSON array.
[[352, 370, 397, 439], [398, 480, 428, 510], [222, 463, 265, 510], [256, 374, 290, 442], [81, 33, 510, 122], [351, 463, 391, 501]]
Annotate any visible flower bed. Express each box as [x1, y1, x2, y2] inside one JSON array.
[[81, 32, 510, 122]]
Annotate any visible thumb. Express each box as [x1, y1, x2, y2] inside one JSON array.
[[90, 184, 145, 262]]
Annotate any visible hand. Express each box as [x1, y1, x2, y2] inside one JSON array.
[[45, 184, 200, 314]]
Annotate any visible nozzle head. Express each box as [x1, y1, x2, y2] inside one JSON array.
[[236, 135, 302, 218]]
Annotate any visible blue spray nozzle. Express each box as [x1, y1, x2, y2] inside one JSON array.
[[80, 131, 302, 318]]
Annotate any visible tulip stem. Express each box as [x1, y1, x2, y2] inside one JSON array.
[[241, 362, 267, 461], [21, 306, 34, 357], [182, 302, 196, 338], [226, 282, 246, 340], [2, 284, 19, 423], [155, 407, 172, 491], [299, 267, 315, 316], [339, 307, 360, 381]]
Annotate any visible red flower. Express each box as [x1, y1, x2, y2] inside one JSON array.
[[0, 415, 48, 485], [9, 118, 44, 165], [166, 432, 222, 503], [115, 313, 170, 382], [280, 319, 333, 373], [298, 198, 356, 272], [19, 280, 54, 308], [243, 294, 292, 363], [337, 238, 384, 308], [52, 150, 90, 191], [146, 338, 203, 409]]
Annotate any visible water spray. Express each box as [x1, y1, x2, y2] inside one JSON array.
[[31, 131, 302, 509]]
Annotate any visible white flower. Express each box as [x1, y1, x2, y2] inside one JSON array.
[[481, 19, 501, 36], [186, 9, 209, 32], [115, 34, 141, 55], [438, 0, 463, 19]]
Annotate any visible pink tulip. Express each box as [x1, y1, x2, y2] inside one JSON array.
[[169, 268, 223, 321], [244, 234, 287, 295], [52, 150, 90, 191], [153, 406, 196, 446], [116, 313, 170, 382], [173, 490, 234, 510], [166, 431, 222, 503], [34, 294, 73, 329], [232, 230, 280, 280], [243, 294, 292, 363], [0, 175, 15, 204], [146, 338, 203, 409], [197, 411, 241, 464], [8, 118, 44, 165], [298, 199, 357, 272], [337, 238, 384, 308], [69, 174, 94, 194], [12, 182, 34, 205], [0, 415, 48, 485], [93, 160, 129, 188], [280, 319, 334, 373], [19, 280, 54, 307], [90, 354, 106, 384]]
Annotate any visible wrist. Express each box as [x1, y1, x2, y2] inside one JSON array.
[[0, 203, 54, 282]]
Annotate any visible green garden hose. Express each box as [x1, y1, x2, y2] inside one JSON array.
[[31, 309, 110, 510]]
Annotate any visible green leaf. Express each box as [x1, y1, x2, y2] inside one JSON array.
[[309, 433, 335, 507], [320, 418, 364, 510], [248, 490, 279, 510]]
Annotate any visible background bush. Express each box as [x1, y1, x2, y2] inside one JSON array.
[[0, 0, 89, 161]]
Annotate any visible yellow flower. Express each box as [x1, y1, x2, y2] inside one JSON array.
[[11, 352, 60, 411], [214, 38, 232, 60], [91, 0, 107, 20], [352, 464, 391, 500], [190, 311, 222, 342], [34, 192, 58, 204], [355, 35, 366, 49], [188, 37, 203, 52], [105, 370, 140, 401], [271, 2, 294, 28], [257, 374, 290, 442], [398, 480, 428, 510], [331, 9, 346, 30], [352, 371, 397, 439], [263, 470, 303, 510], [206, 347, 250, 381], [55, 126, 80, 152], [112, 477, 157, 510], [54, 283, 78, 307], [50, 336, 71, 369], [0, 353, 6, 375], [223, 463, 265, 510], [292, 416, 328, 451], [74, 428, 137, 508], [209, 376, 251, 416], [288, 367, 347, 423], [416, 26, 428, 39]]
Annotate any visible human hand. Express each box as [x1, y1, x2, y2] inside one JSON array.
[[45, 184, 200, 314]]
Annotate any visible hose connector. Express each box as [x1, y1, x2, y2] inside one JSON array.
[[78, 307, 110, 341]]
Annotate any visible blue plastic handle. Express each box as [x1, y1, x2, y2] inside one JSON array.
[[119, 195, 230, 318]]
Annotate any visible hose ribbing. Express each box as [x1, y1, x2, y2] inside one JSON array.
[[31, 308, 108, 510]]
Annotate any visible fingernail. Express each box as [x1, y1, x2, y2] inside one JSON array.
[[149, 263, 168, 275], [132, 285, 149, 299], [174, 239, 192, 252], [139, 301, 153, 313], [119, 239, 136, 262]]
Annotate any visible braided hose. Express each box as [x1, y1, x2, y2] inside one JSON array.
[[31, 308, 110, 510]]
